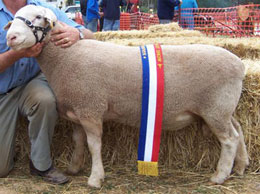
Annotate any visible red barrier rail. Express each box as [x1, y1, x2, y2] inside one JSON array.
[[74, 4, 260, 37], [119, 4, 260, 37]]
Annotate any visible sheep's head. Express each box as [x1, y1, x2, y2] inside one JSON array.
[[5, 5, 57, 50]]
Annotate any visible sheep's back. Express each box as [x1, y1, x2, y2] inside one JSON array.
[[37, 41, 245, 128]]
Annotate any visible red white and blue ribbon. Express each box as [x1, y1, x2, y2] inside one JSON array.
[[138, 44, 164, 176]]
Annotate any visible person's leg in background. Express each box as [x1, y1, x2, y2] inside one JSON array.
[[99, 16, 104, 31], [112, 20, 120, 31], [186, 14, 195, 30], [159, 19, 172, 24], [82, 15, 88, 28], [86, 18, 98, 32], [103, 19, 113, 31]]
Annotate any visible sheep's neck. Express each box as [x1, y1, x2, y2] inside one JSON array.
[[36, 22, 76, 81], [37, 42, 65, 68], [36, 37, 72, 80], [44, 22, 63, 43]]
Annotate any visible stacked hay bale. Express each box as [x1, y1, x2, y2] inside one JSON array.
[[16, 23, 260, 173]]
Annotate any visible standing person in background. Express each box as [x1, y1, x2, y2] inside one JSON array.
[[130, 0, 139, 13], [176, 0, 198, 30], [126, 0, 133, 13], [99, 0, 126, 31], [126, 0, 139, 13], [80, 0, 100, 32], [86, 0, 100, 32], [80, 0, 88, 26], [98, 1, 104, 31], [157, 0, 182, 24]]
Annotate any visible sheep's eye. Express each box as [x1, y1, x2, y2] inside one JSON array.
[[36, 15, 42, 19]]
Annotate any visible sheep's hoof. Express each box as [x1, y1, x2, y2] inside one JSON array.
[[234, 158, 249, 175], [210, 173, 226, 184], [88, 177, 102, 188], [233, 163, 247, 175], [66, 165, 81, 175]]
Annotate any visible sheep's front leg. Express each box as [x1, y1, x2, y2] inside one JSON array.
[[67, 124, 86, 175], [81, 118, 104, 188]]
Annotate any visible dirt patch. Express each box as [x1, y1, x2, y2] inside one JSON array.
[[1, 162, 260, 194]]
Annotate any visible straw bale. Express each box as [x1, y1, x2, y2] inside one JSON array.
[[94, 23, 203, 42], [148, 22, 183, 32], [14, 24, 260, 174], [94, 24, 260, 59]]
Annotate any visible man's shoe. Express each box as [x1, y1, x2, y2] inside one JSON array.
[[30, 160, 69, 185]]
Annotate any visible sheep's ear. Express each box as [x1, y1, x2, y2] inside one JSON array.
[[43, 8, 57, 28], [4, 21, 12, 30]]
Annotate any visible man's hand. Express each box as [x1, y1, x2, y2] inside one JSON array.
[[50, 22, 80, 48], [99, 12, 104, 17], [17, 42, 44, 58], [0, 42, 44, 73]]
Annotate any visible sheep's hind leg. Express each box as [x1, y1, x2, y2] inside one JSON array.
[[81, 118, 104, 188], [67, 124, 86, 175], [204, 117, 239, 184], [231, 117, 249, 175]]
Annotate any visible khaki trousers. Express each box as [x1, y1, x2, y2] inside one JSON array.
[[0, 73, 57, 177]]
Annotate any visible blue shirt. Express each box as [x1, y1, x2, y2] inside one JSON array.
[[175, 0, 198, 16], [157, 0, 181, 20], [180, 0, 198, 10], [99, 0, 126, 20], [87, 0, 100, 22], [0, 0, 83, 94]]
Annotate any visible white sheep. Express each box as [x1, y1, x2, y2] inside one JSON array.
[[5, 5, 249, 188]]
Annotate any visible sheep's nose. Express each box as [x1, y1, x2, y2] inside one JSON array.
[[7, 34, 17, 42], [6, 33, 20, 47]]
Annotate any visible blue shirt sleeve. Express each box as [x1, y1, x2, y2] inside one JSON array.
[[193, 0, 198, 9]]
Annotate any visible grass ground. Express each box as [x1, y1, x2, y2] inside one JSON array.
[[1, 161, 260, 194]]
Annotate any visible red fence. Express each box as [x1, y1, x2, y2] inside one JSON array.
[[119, 4, 260, 37], [74, 4, 260, 37], [120, 12, 159, 30]]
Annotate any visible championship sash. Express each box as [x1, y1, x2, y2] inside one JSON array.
[[138, 44, 164, 176]]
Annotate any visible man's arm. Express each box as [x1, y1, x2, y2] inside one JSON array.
[[81, 28, 95, 40], [0, 43, 44, 73]]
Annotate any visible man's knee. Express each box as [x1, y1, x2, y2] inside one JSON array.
[[38, 92, 56, 110], [28, 90, 57, 116]]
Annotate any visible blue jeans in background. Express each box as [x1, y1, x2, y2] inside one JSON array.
[[159, 19, 172, 24], [103, 19, 120, 31], [82, 15, 98, 32], [86, 18, 98, 32]]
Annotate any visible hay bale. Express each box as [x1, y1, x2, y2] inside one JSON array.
[[94, 25, 260, 59], [94, 23, 204, 43], [148, 22, 183, 33]]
